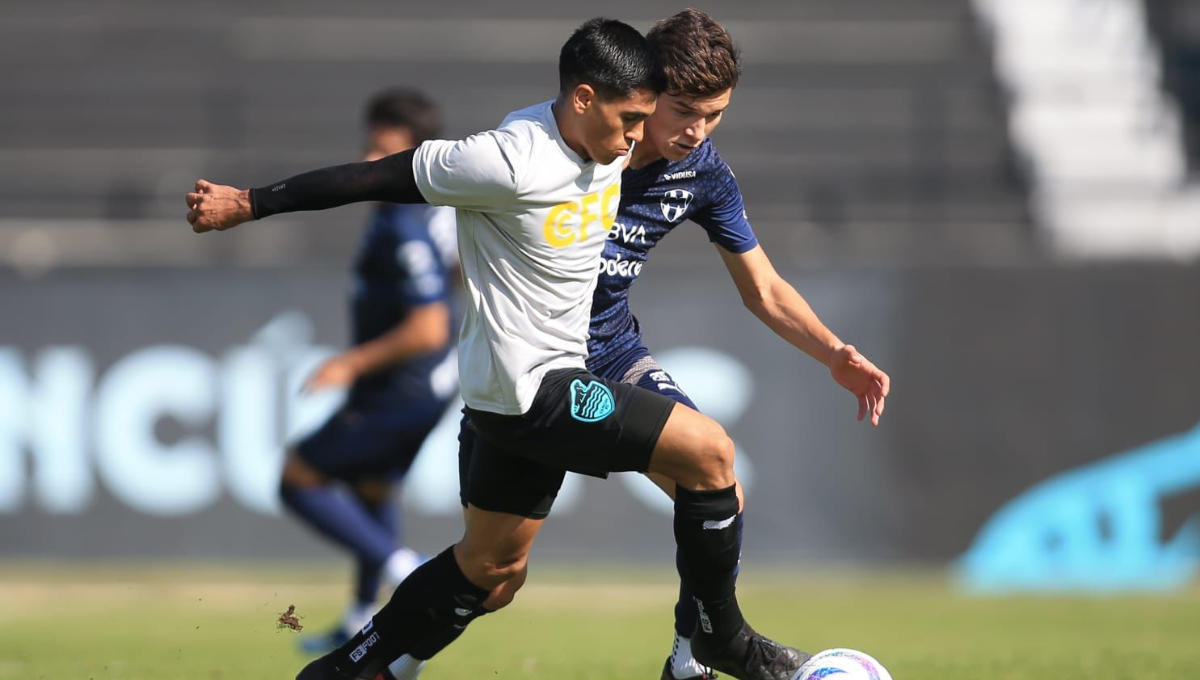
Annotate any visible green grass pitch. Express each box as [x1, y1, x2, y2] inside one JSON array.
[[1, 562, 1197, 679]]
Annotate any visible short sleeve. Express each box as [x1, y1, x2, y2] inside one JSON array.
[[691, 163, 759, 254], [412, 132, 519, 212]]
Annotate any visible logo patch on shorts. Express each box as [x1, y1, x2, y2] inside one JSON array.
[[569, 379, 615, 422]]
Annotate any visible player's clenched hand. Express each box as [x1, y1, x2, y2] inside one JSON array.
[[303, 355, 359, 393], [186, 180, 253, 233], [828, 344, 890, 427]]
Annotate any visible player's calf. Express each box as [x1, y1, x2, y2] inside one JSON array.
[[299, 547, 491, 679]]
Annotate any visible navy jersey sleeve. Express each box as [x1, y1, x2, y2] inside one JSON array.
[[393, 212, 451, 307], [691, 162, 759, 254]]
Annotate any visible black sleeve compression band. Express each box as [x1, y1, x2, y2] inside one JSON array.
[[248, 147, 425, 220]]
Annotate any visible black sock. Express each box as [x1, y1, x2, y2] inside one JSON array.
[[408, 603, 488, 660], [674, 512, 744, 638], [673, 543, 697, 638], [674, 485, 745, 644], [325, 547, 488, 677]]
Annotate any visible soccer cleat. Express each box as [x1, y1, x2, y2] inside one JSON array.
[[661, 656, 719, 680], [691, 623, 810, 680]]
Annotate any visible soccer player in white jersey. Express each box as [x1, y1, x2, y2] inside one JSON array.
[[187, 18, 880, 680]]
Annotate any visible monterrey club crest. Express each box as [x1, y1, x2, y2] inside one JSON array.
[[660, 189, 694, 223]]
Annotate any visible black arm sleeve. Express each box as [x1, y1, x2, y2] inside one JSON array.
[[248, 147, 426, 220]]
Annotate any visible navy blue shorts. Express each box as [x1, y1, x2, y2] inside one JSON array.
[[295, 399, 447, 483], [594, 345, 699, 411]]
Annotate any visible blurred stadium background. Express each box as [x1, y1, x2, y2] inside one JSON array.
[[2, 0, 1199, 678]]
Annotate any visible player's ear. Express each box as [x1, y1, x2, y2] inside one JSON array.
[[571, 84, 595, 114]]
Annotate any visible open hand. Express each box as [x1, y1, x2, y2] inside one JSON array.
[[828, 345, 890, 426], [303, 355, 359, 393]]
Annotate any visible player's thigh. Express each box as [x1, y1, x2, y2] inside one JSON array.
[[628, 360, 700, 500], [647, 403, 736, 491]]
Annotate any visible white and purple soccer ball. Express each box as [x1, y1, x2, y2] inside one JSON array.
[[791, 648, 893, 680]]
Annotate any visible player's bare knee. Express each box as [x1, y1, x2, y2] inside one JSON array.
[[693, 422, 736, 486], [484, 564, 527, 611], [353, 478, 391, 504], [455, 544, 529, 591], [482, 551, 528, 586], [279, 452, 325, 491]]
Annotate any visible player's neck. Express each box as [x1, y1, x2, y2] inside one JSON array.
[[628, 142, 663, 170], [551, 98, 592, 162]]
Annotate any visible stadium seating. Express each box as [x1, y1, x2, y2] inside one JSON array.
[[0, 0, 1034, 266]]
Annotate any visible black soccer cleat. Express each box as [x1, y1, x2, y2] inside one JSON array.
[[660, 656, 719, 680], [691, 623, 810, 680]]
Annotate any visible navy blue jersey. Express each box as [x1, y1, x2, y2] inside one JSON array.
[[587, 140, 758, 374], [349, 203, 458, 408]]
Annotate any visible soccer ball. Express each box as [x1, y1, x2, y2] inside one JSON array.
[[791, 648, 893, 680]]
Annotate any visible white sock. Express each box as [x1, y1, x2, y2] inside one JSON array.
[[671, 633, 710, 679], [387, 654, 426, 680], [341, 602, 374, 636], [384, 547, 424, 587]]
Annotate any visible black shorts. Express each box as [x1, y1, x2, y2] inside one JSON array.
[[458, 367, 675, 519]]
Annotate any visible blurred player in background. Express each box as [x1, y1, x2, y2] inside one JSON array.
[[278, 88, 459, 653]]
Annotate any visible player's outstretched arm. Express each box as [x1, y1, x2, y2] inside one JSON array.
[[718, 244, 890, 425], [185, 148, 426, 233]]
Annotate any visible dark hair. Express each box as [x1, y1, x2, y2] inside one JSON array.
[[647, 9, 741, 97], [558, 18, 666, 100], [364, 88, 442, 145]]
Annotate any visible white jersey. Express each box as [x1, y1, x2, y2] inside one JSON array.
[[413, 101, 624, 415]]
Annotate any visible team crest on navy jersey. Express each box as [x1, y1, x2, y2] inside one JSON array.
[[660, 189, 694, 223], [569, 379, 615, 422]]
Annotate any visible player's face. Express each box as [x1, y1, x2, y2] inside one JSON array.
[[363, 126, 415, 162], [579, 88, 658, 165], [644, 89, 732, 162]]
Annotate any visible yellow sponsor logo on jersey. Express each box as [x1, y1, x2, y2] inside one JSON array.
[[543, 183, 620, 248]]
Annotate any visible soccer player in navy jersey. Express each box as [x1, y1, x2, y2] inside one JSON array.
[[278, 89, 459, 652], [589, 11, 892, 680]]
